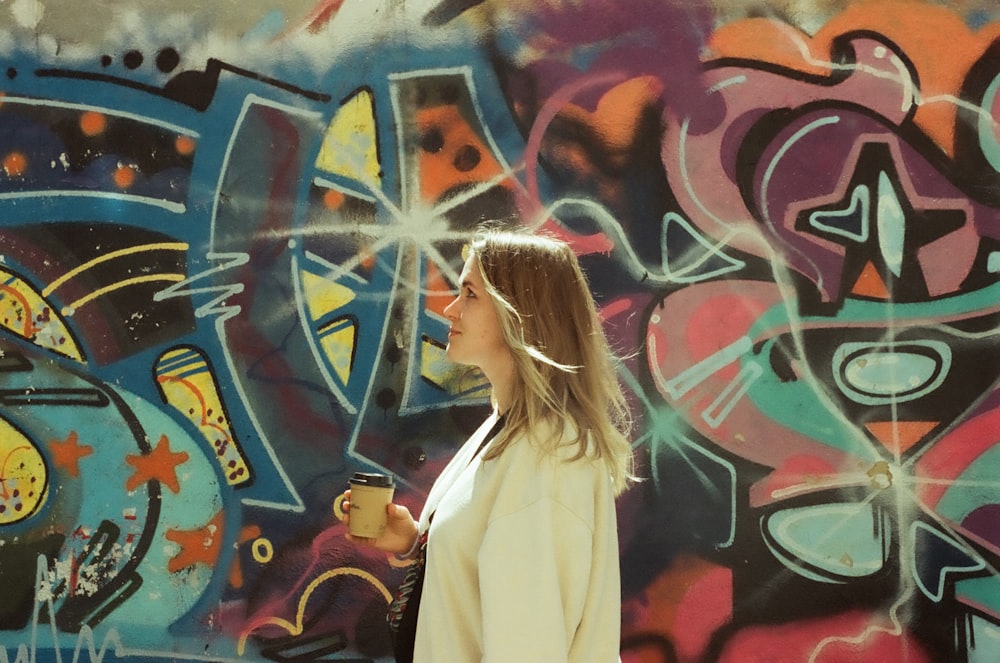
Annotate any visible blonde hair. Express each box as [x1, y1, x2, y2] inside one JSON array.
[[469, 228, 634, 494]]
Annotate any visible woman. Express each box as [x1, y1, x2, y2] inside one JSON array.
[[344, 228, 633, 662]]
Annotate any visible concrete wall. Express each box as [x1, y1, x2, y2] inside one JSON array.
[[1, 1, 999, 661]]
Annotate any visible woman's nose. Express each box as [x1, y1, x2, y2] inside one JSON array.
[[443, 295, 459, 319]]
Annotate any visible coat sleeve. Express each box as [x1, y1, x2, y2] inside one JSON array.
[[477, 497, 593, 662]]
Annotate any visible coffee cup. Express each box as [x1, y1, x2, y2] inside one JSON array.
[[347, 472, 395, 538]]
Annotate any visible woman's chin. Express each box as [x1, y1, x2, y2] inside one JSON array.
[[445, 348, 473, 367]]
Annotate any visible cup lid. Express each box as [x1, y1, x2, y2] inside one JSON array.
[[350, 472, 394, 488]]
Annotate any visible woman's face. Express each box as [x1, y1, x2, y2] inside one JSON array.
[[443, 254, 512, 377]]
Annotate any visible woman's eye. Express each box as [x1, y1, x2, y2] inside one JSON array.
[[465, 288, 476, 298]]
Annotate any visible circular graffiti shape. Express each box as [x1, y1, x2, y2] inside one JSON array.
[[113, 164, 138, 189], [0, 417, 46, 524], [156, 48, 181, 74], [332, 492, 347, 520], [123, 50, 144, 70], [3, 151, 26, 177], [252, 537, 274, 564], [453, 144, 482, 172], [79, 111, 106, 137], [420, 127, 445, 153]]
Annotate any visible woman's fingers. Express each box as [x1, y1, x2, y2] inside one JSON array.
[[345, 532, 374, 545], [340, 493, 419, 555]]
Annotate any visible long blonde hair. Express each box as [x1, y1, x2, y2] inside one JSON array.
[[469, 228, 634, 494]]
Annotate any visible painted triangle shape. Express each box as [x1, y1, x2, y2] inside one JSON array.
[[851, 260, 890, 299], [865, 420, 939, 456]]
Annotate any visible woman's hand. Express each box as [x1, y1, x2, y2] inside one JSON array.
[[342, 489, 420, 556]]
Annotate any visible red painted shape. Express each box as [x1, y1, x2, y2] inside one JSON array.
[[750, 454, 842, 506], [717, 609, 932, 662], [686, 293, 767, 379], [915, 406, 1000, 507]]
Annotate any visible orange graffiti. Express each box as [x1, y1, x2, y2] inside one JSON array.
[[865, 420, 939, 456], [557, 76, 665, 170], [851, 261, 890, 299], [322, 187, 346, 210], [113, 164, 137, 189], [815, 0, 1000, 154], [708, 18, 830, 75], [165, 510, 224, 573], [229, 524, 263, 589], [79, 111, 106, 137], [47, 431, 93, 478], [359, 244, 376, 271], [3, 151, 26, 177], [124, 434, 189, 493], [537, 76, 664, 256], [707, 0, 1000, 155], [175, 135, 196, 156], [415, 104, 513, 204]]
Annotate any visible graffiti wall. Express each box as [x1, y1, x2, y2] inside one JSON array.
[[2, 0, 1000, 660]]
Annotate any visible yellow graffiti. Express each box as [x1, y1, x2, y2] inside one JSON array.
[[420, 336, 491, 398], [317, 316, 357, 386], [302, 270, 359, 386], [315, 88, 382, 186], [332, 492, 347, 521], [0, 268, 82, 360], [252, 537, 274, 564], [42, 241, 189, 297], [155, 347, 251, 486], [301, 270, 357, 313], [237, 567, 393, 655], [64, 274, 186, 313], [0, 416, 46, 525]]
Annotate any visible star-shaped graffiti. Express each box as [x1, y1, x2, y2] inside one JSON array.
[[124, 434, 189, 494], [47, 431, 94, 478], [797, 141, 966, 304], [165, 511, 224, 574]]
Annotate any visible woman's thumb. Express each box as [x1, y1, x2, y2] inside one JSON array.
[[389, 503, 411, 520]]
